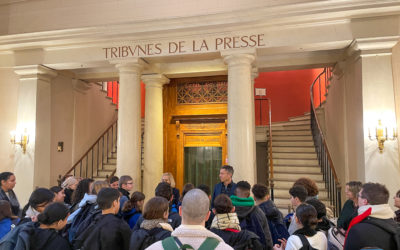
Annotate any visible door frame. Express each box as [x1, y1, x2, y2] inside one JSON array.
[[175, 119, 227, 191]]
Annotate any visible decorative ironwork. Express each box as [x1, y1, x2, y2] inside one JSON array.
[[177, 81, 228, 104]]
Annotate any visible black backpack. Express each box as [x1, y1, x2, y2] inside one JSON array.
[[239, 209, 266, 246], [363, 217, 400, 250], [68, 202, 97, 242], [139, 227, 164, 250]]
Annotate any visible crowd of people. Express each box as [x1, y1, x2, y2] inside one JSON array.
[[0, 166, 398, 249]]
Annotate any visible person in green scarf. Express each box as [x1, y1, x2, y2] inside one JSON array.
[[230, 181, 273, 250]]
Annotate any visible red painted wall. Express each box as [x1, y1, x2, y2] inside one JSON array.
[[254, 68, 324, 125]]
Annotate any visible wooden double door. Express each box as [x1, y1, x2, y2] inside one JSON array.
[[175, 120, 227, 190]]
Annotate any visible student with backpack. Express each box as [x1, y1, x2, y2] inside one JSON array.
[[0, 201, 16, 239], [73, 187, 131, 250], [231, 181, 273, 250], [122, 191, 145, 229], [130, 196, 173, 250], [146, 189, 233, 250], [252, 184, 289, 245], [15, 202, 71, 250], [273, 204, 327, 250], [0, 188, 55, 250], [134, 182, 182, 230], [67, 180, 109, 242], [210, 194, 263, 250]]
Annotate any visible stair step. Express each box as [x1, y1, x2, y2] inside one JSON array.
[[273, 158, 319, 165], [93, 176, 108, 181], [274, 188, 328, 199], [107, 158, 117, 164], [289, 116, 311, 122], [273, 141, 314, 147], [272, 135, 313, 141], [273, 165, 321, 173], [272, 152, 317, 159], [102, 164, 116, 171], [274, 179, 326, 189], [273, 198, 331, 209], [97, 169, 115, 177], [272, 147, 315, 153], [274, 172, 323, 181], [272, 120, 310, 126], [271, 125, 310, 131], [269, 130, 311, 136]]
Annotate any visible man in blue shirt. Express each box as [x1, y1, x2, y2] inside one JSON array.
[[211, 165, 237, 208]]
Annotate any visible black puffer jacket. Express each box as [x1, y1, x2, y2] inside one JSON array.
[[235, 205, 273, 250], [130, 227, 171, 250], [210, 228, 263, 250]]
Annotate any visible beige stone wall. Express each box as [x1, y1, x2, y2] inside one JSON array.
[[391, 43, 400, 167], [0, 69, 18, 172]]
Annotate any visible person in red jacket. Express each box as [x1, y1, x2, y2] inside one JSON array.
[[344, 182, 398, 250]]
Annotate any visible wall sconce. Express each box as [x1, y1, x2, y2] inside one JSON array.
[[368, 120, 397, 153], [10, 129, 29, 154]]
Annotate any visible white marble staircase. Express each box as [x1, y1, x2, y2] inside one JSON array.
[[265, 113, 330, 216]]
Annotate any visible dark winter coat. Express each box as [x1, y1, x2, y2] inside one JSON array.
[[235, 205, 273, 250], [119, 188, 130, 200], [210, 228, 263, 250], [74, 213, 131, 250], [122, 208, 142, 229], [258, 200, 289, 245], [0, 189, 20, 216], [133, 211, 181, 230], [172, 188, 180, 208], [130, 227, 171, 250], [337, 199, 357, 230], [15, 223, 71, 250], [345, 217, 399, 250], [212, 181, 237, 207]]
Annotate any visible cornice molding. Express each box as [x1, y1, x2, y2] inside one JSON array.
[[346, 36, 400, 57], [0, 1, 399, 51]]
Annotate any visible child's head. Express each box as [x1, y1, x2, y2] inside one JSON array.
[[295, 203, 318, 230], [37, 202, 69, 230], [97, 188, 120, 214]]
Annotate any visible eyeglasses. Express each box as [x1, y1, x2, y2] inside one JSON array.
[[126, 182, 133, 185]]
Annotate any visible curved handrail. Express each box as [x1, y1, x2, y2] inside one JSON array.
[[310, 68, 340, 185], [310, 68, 342, 216]]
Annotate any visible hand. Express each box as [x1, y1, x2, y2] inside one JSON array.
[[278, 238, 287, 250]]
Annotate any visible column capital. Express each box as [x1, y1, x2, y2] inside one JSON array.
[[111, 58, 146, 73], [221, 48, 256, 67], [142, 74, 170, 88], [14, 65, 57, 82], [346, 36, 400, 57]]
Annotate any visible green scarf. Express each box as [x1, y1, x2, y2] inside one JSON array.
[[230, 195, 255, 207]]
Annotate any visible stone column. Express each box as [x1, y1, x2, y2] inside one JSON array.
[[13, 65, 57, 204], [222, 49, 256, 184], [141, 74, 169, 200], [114, 59, 143, 191]]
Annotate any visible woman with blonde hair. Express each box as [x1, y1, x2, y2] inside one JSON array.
[[161, 173, 180, 207], [61, 176, 78, 205]]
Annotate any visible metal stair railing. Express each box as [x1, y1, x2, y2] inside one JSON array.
[[59, 120, 118, 183], [310, 67, 342, 216]]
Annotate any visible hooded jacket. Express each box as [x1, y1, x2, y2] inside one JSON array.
[[15, 222, 71, 250], [344, 204, 399, 250], [130, 219, 173, 250], [122, 207, 142, 229], [231, 195, 273, 250]]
